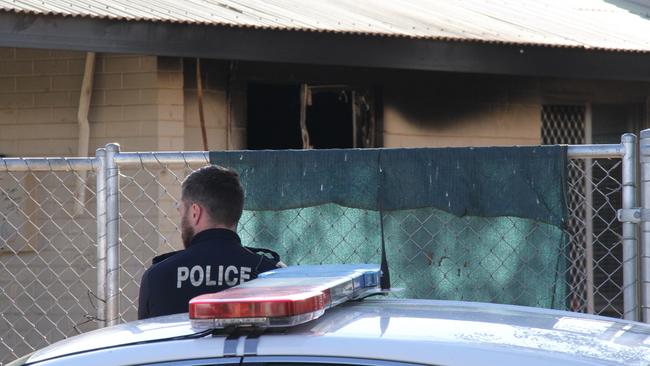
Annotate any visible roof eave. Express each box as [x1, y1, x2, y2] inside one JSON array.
[[0, 12, 649, 81]]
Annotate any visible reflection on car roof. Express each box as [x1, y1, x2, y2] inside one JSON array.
[[28, 299, 650, 365]]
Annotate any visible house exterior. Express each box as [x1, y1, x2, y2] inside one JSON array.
[[0, 1, 649, 157], [0, 50, 648, 158], [2, 1, 650, 363]]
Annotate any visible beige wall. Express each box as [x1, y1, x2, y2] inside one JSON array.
[[540, 78, 650, 105], [382, 74, 541, 147], [0, 48, 84, 156], [0, 49, 184, 157], [183, 59, 230, 151]]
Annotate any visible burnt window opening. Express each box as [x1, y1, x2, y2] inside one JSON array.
[[247, 83, 378, 150], [247, 83, 302, 149]]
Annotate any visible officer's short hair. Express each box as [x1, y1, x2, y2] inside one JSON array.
[[181, 165, 244, 227]]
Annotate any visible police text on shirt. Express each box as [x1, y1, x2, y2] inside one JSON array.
[[177, 265, 252, 288]]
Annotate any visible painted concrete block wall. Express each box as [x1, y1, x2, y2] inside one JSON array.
[[155, 57, 185, 151], [184, 88, 228, 149], [0, 49, 174, 157], [183, 59, 230, 151], [382, 74, 542, 148], [0, 48, 84, 156]]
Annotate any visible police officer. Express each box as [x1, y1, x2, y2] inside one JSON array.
[[138, 165, 283, 319]]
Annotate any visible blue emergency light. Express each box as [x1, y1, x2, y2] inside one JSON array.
[[259, 264, 382, 300]]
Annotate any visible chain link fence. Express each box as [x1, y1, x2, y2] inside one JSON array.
[[541, 104, 631, 318], [566, 158, 625, 317], [0, 142, 637, 365], [113, 149, 631, 321], [116, 159, 205, 322], [0, 160, 99, 364]]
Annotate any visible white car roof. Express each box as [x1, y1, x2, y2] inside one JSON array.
[[25, 299, 650, 366]]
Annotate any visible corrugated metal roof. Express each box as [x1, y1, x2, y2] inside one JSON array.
[[1, 0, 650, 53]]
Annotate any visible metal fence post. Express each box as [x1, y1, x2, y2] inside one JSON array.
[[584, 105, 595, 314], [105, 143, 121, 326], [640, 130, 650, 322], [621, 133, 638, 321], [95, 148, 107, 328], [584, 156, 595, 314]]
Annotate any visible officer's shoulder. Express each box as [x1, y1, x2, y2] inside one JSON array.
[[151, 250, 183, 265], [257, 255, 282, 272], [244, 246, 281, 262]]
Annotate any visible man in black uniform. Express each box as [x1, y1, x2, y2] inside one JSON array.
[[138, 165, 282, 319]]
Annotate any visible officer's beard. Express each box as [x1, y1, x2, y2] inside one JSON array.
[[180, 212, 195, 249]]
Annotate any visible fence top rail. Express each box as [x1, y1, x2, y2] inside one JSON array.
[[113, 151, 210, 166], [0, 144, 624, 171], [567, 144, 623, 159], [114, 145, 624, 166], [0, 157, 97, 172]]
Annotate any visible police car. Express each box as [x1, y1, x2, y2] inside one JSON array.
[[9, 264, 650, 366]]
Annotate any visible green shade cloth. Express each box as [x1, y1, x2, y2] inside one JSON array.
[[210, 147, 566, 226], [210, 146, 568, 309]]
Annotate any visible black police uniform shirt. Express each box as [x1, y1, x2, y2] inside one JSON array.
[[138, 228, 280, 320]]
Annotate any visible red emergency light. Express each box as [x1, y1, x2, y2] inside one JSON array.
[[190, 286, 329, 319], [188, 264, 382, 329]]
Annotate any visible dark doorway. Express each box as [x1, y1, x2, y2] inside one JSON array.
[[306, 90, 353, 149], [247, 83, 302, 149]]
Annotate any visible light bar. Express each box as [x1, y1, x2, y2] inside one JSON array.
[[259, 264, 382, 302], [189, 264, 382, 329]]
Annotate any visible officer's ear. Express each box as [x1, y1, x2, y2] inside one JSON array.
[[190, 202, 202, 225]]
